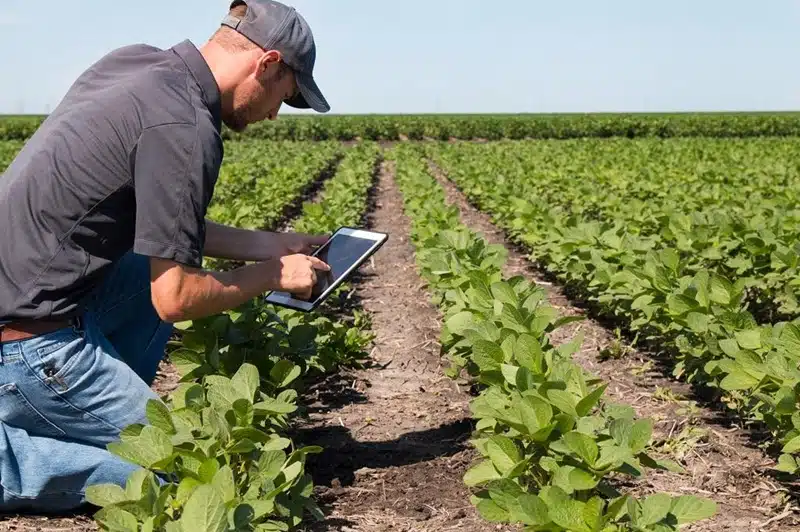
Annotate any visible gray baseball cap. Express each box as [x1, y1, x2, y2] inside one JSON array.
[[221, 0, 330, 113]]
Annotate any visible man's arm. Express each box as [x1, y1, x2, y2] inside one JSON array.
[[204, 219, 330, 262], [203, 220, 280, 262], [149, 254, 329, 322]]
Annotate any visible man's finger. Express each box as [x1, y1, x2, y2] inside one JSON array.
[[308, 256, 331, 271]]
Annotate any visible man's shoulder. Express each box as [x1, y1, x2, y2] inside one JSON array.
[[77, 42, 206, 129]]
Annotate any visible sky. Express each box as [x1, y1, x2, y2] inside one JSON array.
[[1, 0, 799, 115]]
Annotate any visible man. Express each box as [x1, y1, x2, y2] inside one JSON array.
[[0, 0, 331, 513]]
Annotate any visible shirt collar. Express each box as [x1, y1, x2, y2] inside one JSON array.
[[171, 40, 222, 130]]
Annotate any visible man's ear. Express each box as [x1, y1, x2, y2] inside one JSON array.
[[255, 49, 282, 77]]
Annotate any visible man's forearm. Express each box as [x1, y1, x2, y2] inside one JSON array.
[[204, 220, 280, 262], [151, 258, 281, 322]]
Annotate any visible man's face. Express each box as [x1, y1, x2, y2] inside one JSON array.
[[223, 52, 298, 132]]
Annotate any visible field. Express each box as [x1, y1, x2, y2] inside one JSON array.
[[2, 114, 800, 531]]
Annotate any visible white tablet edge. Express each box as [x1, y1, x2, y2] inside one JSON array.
[[334, 227, 386, 241], [266, 228, 387, 310]]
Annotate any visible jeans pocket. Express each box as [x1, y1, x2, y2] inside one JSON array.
[[33, 329, 85, 393], [0, 383, 66, 438]]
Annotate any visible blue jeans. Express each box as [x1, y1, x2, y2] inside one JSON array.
[[0, 251, 174, 513]]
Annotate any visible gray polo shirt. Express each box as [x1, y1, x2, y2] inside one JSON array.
[[0, 40, 224, 322]]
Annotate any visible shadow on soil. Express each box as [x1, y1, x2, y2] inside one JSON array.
[[299, 517, 359, 532], [293, 418, 473, 488]]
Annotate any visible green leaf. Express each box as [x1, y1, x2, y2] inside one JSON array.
[[280, 460, 303, 484], [547, 496, 591, 532], [85, 484, 127, 507], [486, 435, 521, 474], [107, 426, 173, 469], [94, 507, 139, 532], [171, 348, 205, 377], [515, 494, 550, 526], [515, 395, 553, 435], [253, 398, 297, 415], [735, 329, 762, 350], [775, 453, 798, 473], [669, 495, 717, 524], [255, 521, 290, 531], [231, 363, 260, 400], [472, 340, 505, 370], [686, 312, 710, 333], [258, 450, 287, 480], [720, 370, 760, 391], [180, 484, 227, 532], [576, 384, 607, 417], [500, 364, 519, 386], [463, 460, 502, 486], [199, 458, 220, 483], [640, 493, 672, 525], [782, 436, 800, 454], [145, 400, 176, 435], [491, 282, 519, 306], [629, 419, 653, 454], [562, 432, 599, 466], [270, 360, 301, 388], [667, 294, 695, 315], [124, 468, 150, 500], [547, 389, 579, 418], [568, 466, 600, 491], [176, 477, 201, 505], [207, 382, 243, 412], [233, 504, 256, 529], [228, 438, 256, 454], [515, 333, 544, 371], [476, 499, 510, 522], [709, 274, 733, 305], [232, 398, 254, 427], [446, 311, 475, 336], [212, 465, 235, 504], [718, 338, 740, 358]]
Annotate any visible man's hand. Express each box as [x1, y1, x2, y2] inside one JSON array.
[[276, 254, 331, 299]]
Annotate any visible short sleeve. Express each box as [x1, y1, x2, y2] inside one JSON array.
[[131, 123, 221, 267]]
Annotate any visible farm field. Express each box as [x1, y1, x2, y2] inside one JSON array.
[[2, 115, 800, 531]]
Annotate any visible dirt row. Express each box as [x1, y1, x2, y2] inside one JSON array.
[[296, 160, 495, 531]]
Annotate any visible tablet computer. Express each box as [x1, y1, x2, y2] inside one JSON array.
[[264, 227, 388, 312]]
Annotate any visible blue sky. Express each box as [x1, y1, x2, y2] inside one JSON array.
[[1, 0, 799, 115]]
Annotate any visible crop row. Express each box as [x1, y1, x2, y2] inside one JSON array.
[[426, 140, 800, 482], [7, 113, 800, 142], [207, 141, 343, 231], [426, 139, 800, 321], [388, 143, 715, 532], [86, 142, 382, 531]]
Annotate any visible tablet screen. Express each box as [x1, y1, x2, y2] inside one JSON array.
[[306, 234, 377, 300]]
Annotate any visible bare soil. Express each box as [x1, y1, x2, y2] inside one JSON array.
[[427, 160, 800, 531], [296, 160, 513, 531]]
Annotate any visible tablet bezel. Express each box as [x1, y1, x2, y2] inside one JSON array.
[[264, 227, 388, 312]]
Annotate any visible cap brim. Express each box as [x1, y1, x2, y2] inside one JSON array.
[[285, 71, 330, 113]]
